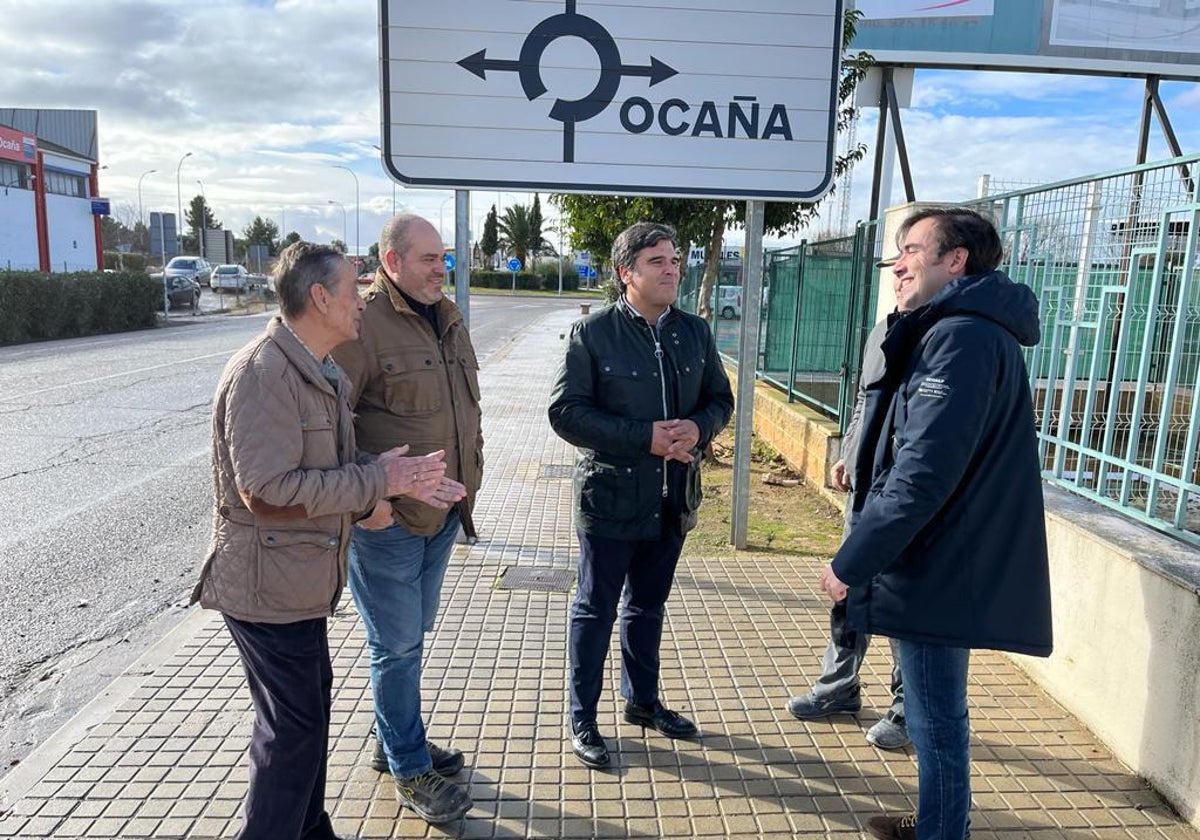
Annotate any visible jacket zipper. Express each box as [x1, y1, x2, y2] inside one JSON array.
[[648, 322, 670, 498]]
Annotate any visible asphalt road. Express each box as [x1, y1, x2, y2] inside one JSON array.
[[0, 293, 582, 775]]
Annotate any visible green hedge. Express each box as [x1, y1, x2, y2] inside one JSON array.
[[0, 270, 159, 345], [461, 268, 580, 292]]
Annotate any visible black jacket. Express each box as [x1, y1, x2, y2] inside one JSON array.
[[832, 270, 1053, 656], [548, 299, 734, 540]]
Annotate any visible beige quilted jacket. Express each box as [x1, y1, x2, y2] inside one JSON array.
[[191, 317, 387, 623]]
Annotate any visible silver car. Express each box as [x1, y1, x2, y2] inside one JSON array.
[[164, 256, 214, 287]]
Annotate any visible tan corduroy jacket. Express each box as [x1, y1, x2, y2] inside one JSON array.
[[333, 271, 483, 536], [191, 318, 387, 623]]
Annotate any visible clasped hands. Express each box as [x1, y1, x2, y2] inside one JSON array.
[[650, 418, 701, 463], [378, 445, 467, 510]]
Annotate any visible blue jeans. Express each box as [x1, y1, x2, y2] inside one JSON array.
[[348, 509, 459, 778], [568, 526, 686, 729], [896, 639, 971, 840]]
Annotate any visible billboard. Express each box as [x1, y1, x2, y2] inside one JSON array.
[[850, 0, 1200, 80], [380, 0, 845, 200], [149, 212, 179, 259]]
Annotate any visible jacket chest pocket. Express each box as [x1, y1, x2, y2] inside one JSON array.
[[454, 342, 482, 403], [299, 413, 338, 467], [255, 528, 340, 612], [597, 358, 659, 418], [380, 351, 442, 415], [672, 353, 706, 409]]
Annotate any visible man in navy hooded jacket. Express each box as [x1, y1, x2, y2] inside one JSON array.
[[818, 207, 1052, 840]]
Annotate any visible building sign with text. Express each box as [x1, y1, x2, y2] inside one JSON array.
[[0, 124, 37, 164]]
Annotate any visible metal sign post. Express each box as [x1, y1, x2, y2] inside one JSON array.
[[730, 200, 765, 549], [454, 190, 471, 327]]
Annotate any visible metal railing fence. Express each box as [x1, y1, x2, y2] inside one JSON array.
[[965, 153, 1200, 546], [679, 222, 880, 426], [675, 154, 1199, 547]]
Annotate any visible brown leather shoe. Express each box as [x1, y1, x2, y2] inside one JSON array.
[[867, 812, 917, 840]]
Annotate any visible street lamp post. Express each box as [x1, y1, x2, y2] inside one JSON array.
[[175, 151, 192, 254], [137, 168, 156, 230], [370, 144, 397, 217], [438, 194, 454, 243], [331, 164, 359, 260], [328, 200, 348, 253], [195, 179, 206, 258]]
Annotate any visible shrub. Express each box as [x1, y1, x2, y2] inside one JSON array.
[[102, 251, 148, 273], [0, 270, 159, 345]]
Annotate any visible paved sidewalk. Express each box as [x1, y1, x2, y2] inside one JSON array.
[[0, 307, 1195, 839]]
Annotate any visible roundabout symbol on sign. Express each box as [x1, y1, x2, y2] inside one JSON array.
[[457, 0, 677, 162]]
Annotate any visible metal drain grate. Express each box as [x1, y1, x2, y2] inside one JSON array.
[[497, 566, 575, 592], [540, 464, 574, 480]]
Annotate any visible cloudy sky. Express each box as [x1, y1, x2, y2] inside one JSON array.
[[0, 0, 1196, 254]]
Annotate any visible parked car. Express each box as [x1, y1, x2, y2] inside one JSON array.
[[713, 286, 742, 319], [211, 264, 254, 293], [164, 256, 214, 287], [149, 272, 201, 311]]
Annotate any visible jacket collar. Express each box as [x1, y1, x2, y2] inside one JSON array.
[[266, 316, 340, 398], [617, 294, 673, 329], [371, 269, 463, 336]]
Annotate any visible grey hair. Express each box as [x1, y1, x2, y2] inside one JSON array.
[[611, 222, 677, 288], [274, 241, 346, 319], [380, 213, 430, 262]]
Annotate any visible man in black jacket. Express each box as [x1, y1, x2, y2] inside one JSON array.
[[819, 208, 1051, 840], [548, 222, 734, 769]]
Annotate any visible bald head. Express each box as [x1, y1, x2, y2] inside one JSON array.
[[380, 213, 446, 305]]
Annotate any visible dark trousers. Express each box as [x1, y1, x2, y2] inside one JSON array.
[[568, 526, 686, 729], [224, 614, 336, 840]]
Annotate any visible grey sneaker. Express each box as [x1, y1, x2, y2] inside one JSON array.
[[865, 717, 911, 750], [393, 769, 472, 824], [786, 691, 861, 720]]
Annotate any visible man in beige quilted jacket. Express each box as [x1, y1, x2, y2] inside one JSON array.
[[192, 241, 466, 840]]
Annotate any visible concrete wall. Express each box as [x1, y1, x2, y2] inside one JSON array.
[[1012, 488, 1200, 828], [743, 373, 1200, 828]]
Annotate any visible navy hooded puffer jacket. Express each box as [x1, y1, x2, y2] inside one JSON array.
[[831, 270, 1053, 657]]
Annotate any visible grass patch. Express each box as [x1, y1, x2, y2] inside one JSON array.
[[689, 427, 844, 558]]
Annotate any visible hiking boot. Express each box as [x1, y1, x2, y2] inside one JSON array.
[[865, 717, 911, 751], [867, 812, 918, 840], [569, 721, 610, 768], [785, 690, 861, 720], [372, 738, 464, 776], [623, 700, 698, 738], [393, 769, 472, 824]]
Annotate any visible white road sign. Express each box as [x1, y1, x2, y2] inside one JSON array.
[[380, 0, 844, 200]]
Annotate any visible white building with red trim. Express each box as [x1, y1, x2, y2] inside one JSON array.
[[0, 108, 104, 273]]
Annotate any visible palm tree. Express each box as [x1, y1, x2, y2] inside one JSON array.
[[497, 203, 543, 268]]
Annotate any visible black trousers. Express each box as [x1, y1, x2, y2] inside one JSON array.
[[568, 525, 687, 728], [224, 614, 336, 840]]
